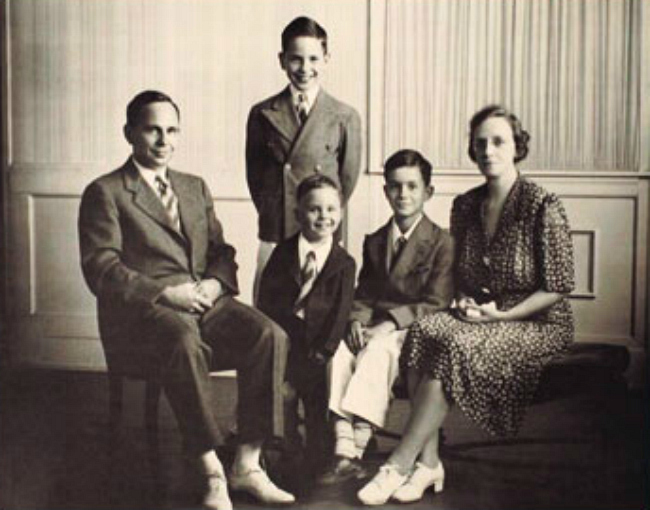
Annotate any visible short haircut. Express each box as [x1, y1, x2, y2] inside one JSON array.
[[297, 174, 342, 204], [126, 90, 180, 127], [468, 105, 530, 163], [281, 16, 328, 54], [383, 149, 433, 186]]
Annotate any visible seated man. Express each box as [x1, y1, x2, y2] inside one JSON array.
[[78, 90, 295, 510], [321, 149, 454, 484]]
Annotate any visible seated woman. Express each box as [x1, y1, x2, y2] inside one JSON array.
[[357, 105, 576, 506]]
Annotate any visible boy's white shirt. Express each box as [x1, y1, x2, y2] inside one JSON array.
[[298, 233, 333, 276], [386, 213, 424, 270], [289, 84, 320, 115]]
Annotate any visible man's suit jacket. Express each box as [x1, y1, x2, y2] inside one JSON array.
[[258, 235, 356, 361], [246, 87, 362, 242], [78, 159, 238, 373], [351, 215, 455, 330]]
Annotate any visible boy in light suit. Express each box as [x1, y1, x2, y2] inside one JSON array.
[[320, 149, 454, 484], [258, 175, 356, 485], [246, 16, 362, 302]]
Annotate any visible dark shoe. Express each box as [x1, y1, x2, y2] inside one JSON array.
[[317, 456, 368, 485]]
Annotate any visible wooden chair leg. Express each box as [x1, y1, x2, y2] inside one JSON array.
[[144, 381, 162, 477]]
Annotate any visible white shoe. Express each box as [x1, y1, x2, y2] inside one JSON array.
[[229, 468, 295, 505], [392, 461, 445, 502], [203, 472, 233, 510], [357, 464, 408, 506]]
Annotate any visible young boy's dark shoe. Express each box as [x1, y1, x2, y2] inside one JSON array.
[[317, 455, 368, 485]]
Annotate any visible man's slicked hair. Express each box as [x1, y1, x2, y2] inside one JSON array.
[[126, 90, 180, 127]]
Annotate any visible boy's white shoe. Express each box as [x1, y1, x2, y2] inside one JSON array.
[[357, 464, 408, 506], [229, 468, 295, 505], [392, 461, 445, 502], [203, 472, 233, 510]]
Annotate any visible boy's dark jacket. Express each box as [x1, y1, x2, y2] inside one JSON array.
[[258, 234, 356, 360], [351, 215, 455, 329]]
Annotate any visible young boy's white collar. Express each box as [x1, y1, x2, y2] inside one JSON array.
[[289, 84, 320, 114], [298, 233, 332, 274]]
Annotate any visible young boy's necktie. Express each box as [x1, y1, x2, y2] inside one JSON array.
[[294, 250, 317, 317], [155, 176, 181, 232]]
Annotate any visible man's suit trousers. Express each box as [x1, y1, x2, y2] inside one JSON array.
[[139, 295, 287, 453]]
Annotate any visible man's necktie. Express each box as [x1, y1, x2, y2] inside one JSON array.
[[155, 176, 181, 231], [294, 251, 317, 317], [296, 93, 309, 124], [390, 236, 407, 272]]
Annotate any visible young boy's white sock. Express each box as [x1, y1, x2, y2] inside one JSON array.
[[353, 420, 374, 459], [333, 417, 356, 459]]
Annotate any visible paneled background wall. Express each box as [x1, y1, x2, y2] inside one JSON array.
[[3, 0, 649, 385]]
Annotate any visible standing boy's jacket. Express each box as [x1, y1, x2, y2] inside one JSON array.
[[246, 87, 361, 242]]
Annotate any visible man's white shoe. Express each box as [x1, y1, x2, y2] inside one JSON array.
[[392, 461, 445, 502], [357, 464, 408, 506], [229, 468, 295, 504], [203, 472, 233, 510]]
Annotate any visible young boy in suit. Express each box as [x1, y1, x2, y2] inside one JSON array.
[[258, 174, 356, 483], [320, 149, 455, 484], [247, 16, 362, 302]]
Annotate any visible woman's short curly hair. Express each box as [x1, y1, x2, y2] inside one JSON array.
[[468, 105, 530, 164]]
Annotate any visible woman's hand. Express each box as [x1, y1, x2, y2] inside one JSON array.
[[459, 301, 504, 323], [455, 296, 477, 313]]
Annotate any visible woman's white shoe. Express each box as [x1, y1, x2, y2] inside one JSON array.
[[392, 461, 444, 503], [357, 464, 408, 506]]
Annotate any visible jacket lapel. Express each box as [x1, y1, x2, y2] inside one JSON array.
[[316, 244, 348, 284], [288, 89, 333, 160], [169, 170, 200, 246], [123, 160, 185, 242], [261, 87, 300, 144], [389, 217, 434, 280]]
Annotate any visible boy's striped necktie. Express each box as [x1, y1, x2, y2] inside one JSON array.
[[294, 250, 317, 317], [155, 176, 181, 232], [297, 93, 309, 124]]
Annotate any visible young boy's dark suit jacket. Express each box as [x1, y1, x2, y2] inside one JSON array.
[[351, 215, 455, 330], [258, 234, 355, 466], [258, 234, 356, 391], [246, 87, 361, 243]]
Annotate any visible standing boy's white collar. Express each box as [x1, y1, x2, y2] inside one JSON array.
[[298, 233, 332, 275], [290, 84, 320, 114]]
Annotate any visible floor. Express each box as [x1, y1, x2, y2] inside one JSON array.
[[0, 368, 646, 510]]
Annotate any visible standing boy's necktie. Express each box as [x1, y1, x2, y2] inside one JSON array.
[[296, 93, 309, 124], [294, 250, 317, 317], [390, 236, 407, 272], [155, 175, 181, 231]]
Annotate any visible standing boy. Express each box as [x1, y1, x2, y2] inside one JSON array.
[[246, 16, 362, 301], [321, 149, 454, 484], [258, 175, 356, 485]]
